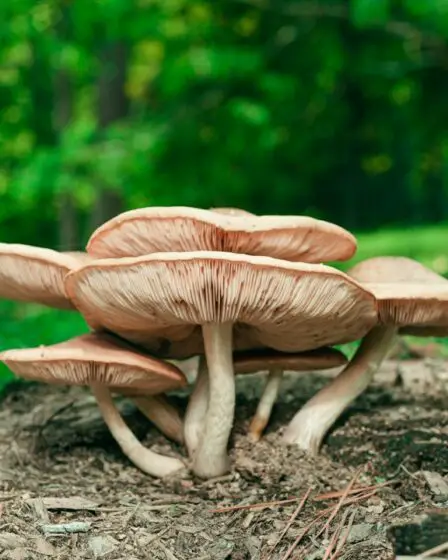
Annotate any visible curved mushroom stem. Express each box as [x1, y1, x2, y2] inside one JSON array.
[[91, 383, 185, 477], [132, 395, 184, 444], [283, 325, 397, 454], [184, 355, 209, 457], [248, 367, 283, 442], [193, 322, 234, 478]]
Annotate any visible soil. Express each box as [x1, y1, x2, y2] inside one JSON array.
[[0, 357, 447, 559]]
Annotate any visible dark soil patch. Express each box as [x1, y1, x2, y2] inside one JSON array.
[[0, 359, 447, 559]]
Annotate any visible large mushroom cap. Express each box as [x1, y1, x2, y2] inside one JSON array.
[[65, 251, 377, 353], [233, 346, 347, 374], [0, 333, 187, 393], [0, 243, 84, 309], [348, 256, 448, 328], [63, 251, 94, 266], [86, 206, 356, 263], [210, 207, 255, 217]]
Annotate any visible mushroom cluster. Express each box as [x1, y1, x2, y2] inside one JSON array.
[[1, 207, 444, 479]]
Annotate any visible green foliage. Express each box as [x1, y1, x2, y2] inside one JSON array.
[[351, 0, 390, 27], [1, 0, 448, 244], [1, 0, 448, 389]]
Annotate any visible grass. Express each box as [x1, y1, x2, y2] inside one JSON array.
[[1, 223, 448, 391], [337, 224, 448, 275]]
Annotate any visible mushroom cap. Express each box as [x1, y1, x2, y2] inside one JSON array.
[[0, 243, 82, 309], [86, 206, 356, 263], [232, 346, 347, 374], [65, 251, 377, 353], [210, 207, 255, 217], [0, 333, 187, 393], [348, 256, 448, 328], [63, 251, 94, 265]]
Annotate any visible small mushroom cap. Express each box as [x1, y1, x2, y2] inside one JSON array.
[[348, 256, 448, 328], [232, 346, 347, 374], [86, 206, 356, 263], [0, 333, 187, 393], [0, 243, 83, 309], [65, 251, 377, 353]]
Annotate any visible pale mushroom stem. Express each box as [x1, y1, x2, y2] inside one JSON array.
[[248, 367, 283, 442], [132, 395, 184, 444], [184, 355, 209, 457], [192, 322, 235, 478], [90, 383, 185, 477], [282, 325, 397, 454]]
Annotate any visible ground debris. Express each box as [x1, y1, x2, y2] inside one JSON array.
[[0, 362, 446, 559]]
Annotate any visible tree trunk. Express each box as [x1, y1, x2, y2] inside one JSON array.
[[90, 43, 129, 230], [54, 5, 78, 250]]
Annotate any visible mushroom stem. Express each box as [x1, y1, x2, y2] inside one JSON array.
[[282, 325, 397, 454], [192, 322, 234, 478], [248, 367, 283, 442], [90, 383, 184, 477], [132, 395, 184, 444], [184, 355, 209, 457]]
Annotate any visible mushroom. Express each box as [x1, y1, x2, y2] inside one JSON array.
[[0, 243, 86, 309], [0, 333, 186, 477], [283, 256, 448, 454], [65, 251, 377, 478], [184, 347, 347, 455], [86, 206, 357, 263], [113, 388, 184, 445]]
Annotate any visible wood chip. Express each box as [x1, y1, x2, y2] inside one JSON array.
[[421, 471, 448, 500], [27, 497, 50, 522], [39, 496, 101, 511]]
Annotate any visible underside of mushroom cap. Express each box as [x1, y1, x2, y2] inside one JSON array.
[[65, 251, 377, 353], [0, 333, 187, 393], [0, 243, 81, 309], [348, 257, 448, 328], [232, 346, 347, 374], [86, 206, 357, 263], [360, 282, 448, 326], [108, 323, 263, 359]]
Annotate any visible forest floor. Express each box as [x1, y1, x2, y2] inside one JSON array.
[[0, 357, 447, 559]]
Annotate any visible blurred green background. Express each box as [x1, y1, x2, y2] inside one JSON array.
[[2, 0, 448, 388]]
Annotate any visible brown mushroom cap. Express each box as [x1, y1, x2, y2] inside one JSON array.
[[0, 333, 187, 393], [65, 251, 377, 353], [232, 347, 347, 374], [348, 256, 448, 328], [0, 243, 82, 309], [86, 206, 356, 263]]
